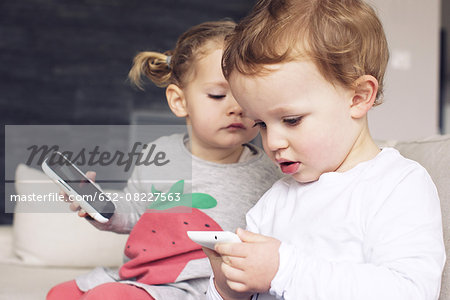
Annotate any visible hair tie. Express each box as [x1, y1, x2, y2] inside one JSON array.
[[166, 55, 172, 66]]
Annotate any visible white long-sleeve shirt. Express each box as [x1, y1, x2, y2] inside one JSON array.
[[207, 148, 446, 300]]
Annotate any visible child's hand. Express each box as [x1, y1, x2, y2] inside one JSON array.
[[209, 228, 281, 297], [203, 247, 251, 300], [62, 171, 96, 218]]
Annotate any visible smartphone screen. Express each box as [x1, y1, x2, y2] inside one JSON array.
[[46, 152, 115, 218]]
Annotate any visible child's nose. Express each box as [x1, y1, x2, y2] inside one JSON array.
[[264, 127, 288, 152], [226, 97, 243, 116]]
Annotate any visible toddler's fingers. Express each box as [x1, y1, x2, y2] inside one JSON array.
[[85, 171, 96, 181], [226, 280, 249, 294], [78, 209, 87, 218], [69, 201, 80, 212], [60, 190, 70, 202], [215, 242, 247, 258], [236, 228, 268, 243], [221, 262, 246, 284], [70, 202, 88, 218], [222, 255, 246, 270]]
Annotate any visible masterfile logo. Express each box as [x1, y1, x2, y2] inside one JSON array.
[[25, 142, 170, 172]]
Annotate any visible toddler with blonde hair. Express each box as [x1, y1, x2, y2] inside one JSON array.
[[205, 1, 446, 299]]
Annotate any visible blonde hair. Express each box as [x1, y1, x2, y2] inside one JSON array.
[[129, 20, 236, 89], [222, 0, 389, 104]]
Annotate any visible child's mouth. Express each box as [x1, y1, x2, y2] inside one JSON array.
[[226, 123, 245, 130], [279, 161, 300, 174]]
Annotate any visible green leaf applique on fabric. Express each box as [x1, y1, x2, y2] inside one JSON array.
[[148, 180, 217, 210]]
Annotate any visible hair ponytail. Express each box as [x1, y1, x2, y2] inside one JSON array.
[[128, 51, 173, 89], [129, 20, 236, 90]]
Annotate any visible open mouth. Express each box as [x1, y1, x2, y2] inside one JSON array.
[[279, 161, 300, 174]]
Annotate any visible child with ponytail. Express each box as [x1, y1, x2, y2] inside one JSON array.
[[46, 20, 282, 300]]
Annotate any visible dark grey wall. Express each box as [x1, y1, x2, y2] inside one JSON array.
[[0, 0, 255, 223]]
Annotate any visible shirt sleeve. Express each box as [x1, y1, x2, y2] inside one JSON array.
[[269, 167, 446, 300], [206, 275, 226, 300]]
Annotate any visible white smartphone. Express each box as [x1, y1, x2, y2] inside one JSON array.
[[187, 231, 241, 250], [41, 151, 115, 223]]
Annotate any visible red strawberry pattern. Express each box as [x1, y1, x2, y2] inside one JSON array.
[[119, 180, 222, 284]]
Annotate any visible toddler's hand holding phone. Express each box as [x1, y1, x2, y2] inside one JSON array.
[[42, 151, 115, 223], [204, 228, 281, 298], [61, 171, 96, 218]]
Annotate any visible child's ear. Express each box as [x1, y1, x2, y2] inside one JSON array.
[[166, 84, 188, 117], [350, 75, 379, 119]]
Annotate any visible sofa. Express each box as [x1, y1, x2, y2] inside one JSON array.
[[0, 134, 449, 300], [0, 164, 128, 300]]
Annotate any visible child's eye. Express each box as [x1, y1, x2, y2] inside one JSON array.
[[252, 121, 266, 129], [283, 117, 302, 126], [207, 94, 226, 100]]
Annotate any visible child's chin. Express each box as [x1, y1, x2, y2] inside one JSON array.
[[292, 172, 320, 183], [220, 135, 252, 147]]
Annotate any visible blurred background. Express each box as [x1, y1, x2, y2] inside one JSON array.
[[1, 0, 449, 224]]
